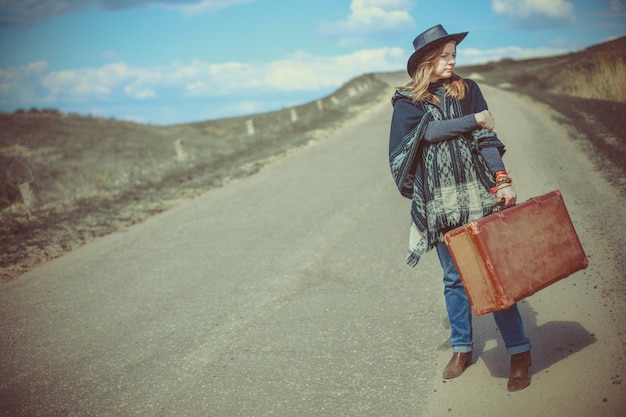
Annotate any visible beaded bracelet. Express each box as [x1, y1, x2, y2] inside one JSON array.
[[495, 177, 512, 186], [490, 174, 513, 194]]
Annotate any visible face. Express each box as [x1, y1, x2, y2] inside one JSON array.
[[430, 41, 457, 82]]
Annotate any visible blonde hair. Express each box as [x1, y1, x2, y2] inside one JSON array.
[[400, 41, 467, 104]]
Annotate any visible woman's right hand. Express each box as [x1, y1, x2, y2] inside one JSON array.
[[475, 110, 495, 131], [495, 185, 517, 208]]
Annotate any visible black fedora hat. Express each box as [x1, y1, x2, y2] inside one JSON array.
[[407, 24, 468, 77]]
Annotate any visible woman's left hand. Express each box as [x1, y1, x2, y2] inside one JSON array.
[[495, 186, 517, 208]]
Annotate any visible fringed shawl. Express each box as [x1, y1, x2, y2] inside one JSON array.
[[389, 79, 505, 266]]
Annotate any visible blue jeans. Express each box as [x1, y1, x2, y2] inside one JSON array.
[[436, 242, 531, 355]]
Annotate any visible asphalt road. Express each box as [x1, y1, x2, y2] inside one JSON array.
[[1, 74, 625, 417]]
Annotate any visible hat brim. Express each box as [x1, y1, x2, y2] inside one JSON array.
[[406, 32, 468, 77]]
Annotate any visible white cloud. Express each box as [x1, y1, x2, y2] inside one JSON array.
[[183, 48, 407, 94], [3, 44, 585, 110], [2, 48, 405, 106], [124, 84, 156, 99], [491, 0, 573, 18], [261, 48, 406, 91], [459, 45, 567, 64], [0, 60, 51, 103], [491, 0, 576, 28], [42, 63, 133, 98], [319, 0, 414, 43]]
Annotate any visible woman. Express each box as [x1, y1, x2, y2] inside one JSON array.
[[388, 24, 532, 391]]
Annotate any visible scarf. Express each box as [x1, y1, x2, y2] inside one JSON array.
[[389, 80, 504, 266]]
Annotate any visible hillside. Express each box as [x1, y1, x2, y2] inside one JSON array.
[[1, 34, 626, 282], [456, 35, 626, 184], [458, 35, 626, 102], [0, 74, 389, 281]]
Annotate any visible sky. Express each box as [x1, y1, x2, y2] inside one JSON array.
[[0, 0, 624, 125]]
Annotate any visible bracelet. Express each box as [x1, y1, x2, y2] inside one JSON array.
[[489, 181, 513, 194], [490, 183, 512, 194], [490, 170, 513, 194], [494, 177, 512, 186]]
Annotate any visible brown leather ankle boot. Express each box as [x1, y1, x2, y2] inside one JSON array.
[[507, 350, 531, 391], [442, 352, 472, 379]]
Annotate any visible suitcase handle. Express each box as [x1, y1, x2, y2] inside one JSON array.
[[495, 197, 543, 223]]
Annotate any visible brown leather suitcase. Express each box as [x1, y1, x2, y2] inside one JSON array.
[[444, 190, 589, 316]]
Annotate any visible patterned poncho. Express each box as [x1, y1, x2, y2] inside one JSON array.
[[389, 79, 505, 266]]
